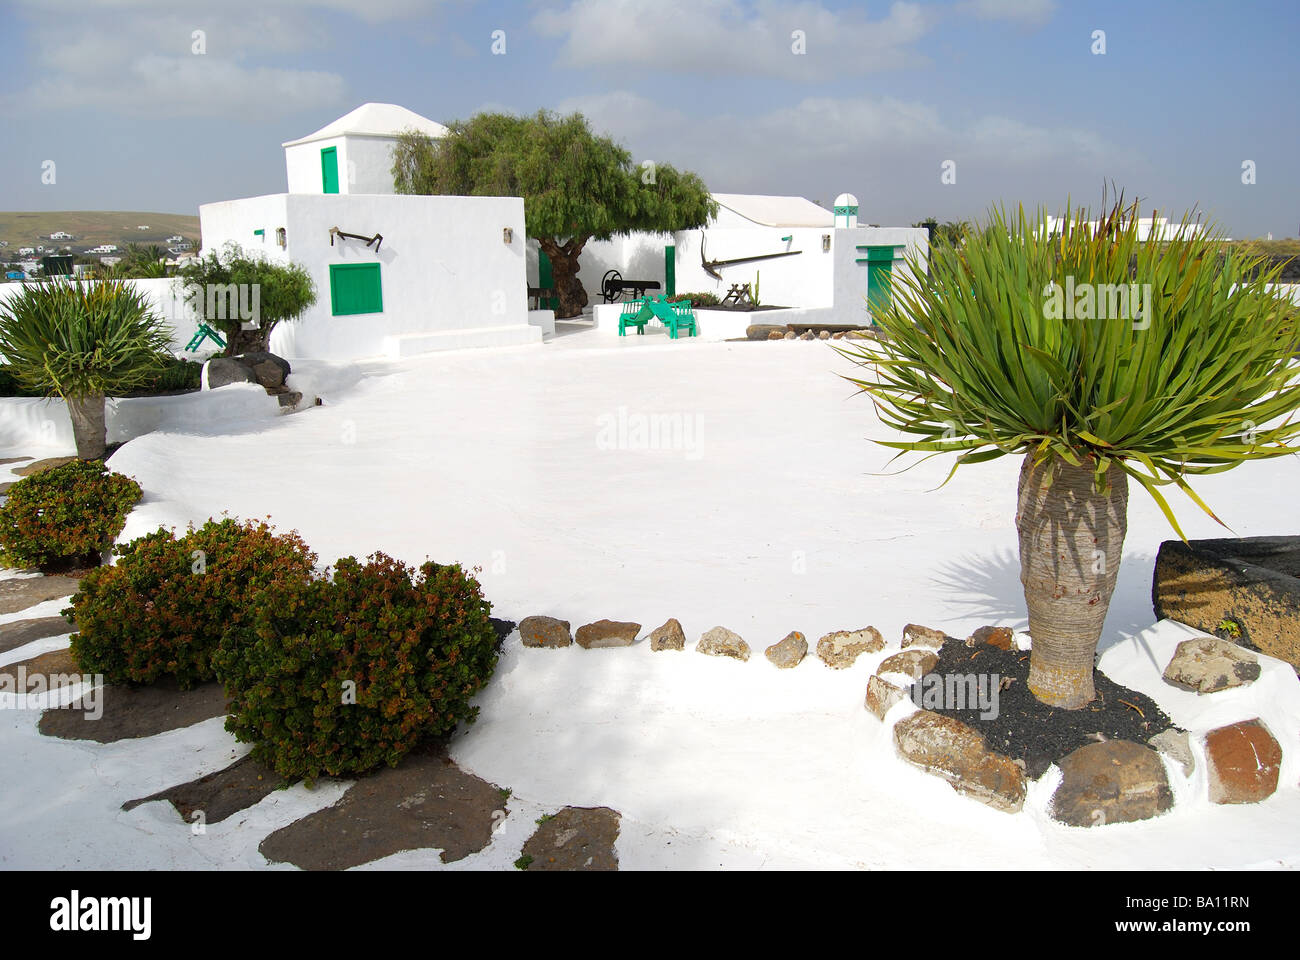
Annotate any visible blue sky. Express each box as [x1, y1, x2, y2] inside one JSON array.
[[2, 0, 1296, 238]]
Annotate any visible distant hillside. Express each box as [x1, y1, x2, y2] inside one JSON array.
[[0, 211, 200, 255]]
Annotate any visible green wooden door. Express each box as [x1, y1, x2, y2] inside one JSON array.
[[329, 263, 382, 315], [537, 249, 558, 310], [321, 147, 339, 194], [664, 245, 676, 297]]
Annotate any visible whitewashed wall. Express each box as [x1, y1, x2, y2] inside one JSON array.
[[285, 136, 400, 196], [0, 385, 282, 452], [201, 192, 540, 360]]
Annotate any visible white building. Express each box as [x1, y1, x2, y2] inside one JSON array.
[[281, 102, 448, 197], [553, 190, 928, 328], [49, 231, 73, 241], [198, 103, 541, 361]]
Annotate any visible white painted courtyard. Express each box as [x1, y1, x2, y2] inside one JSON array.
[[2, 330, 1297, 869]]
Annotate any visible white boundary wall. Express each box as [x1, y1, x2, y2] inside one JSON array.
[[0, 384, 282, 452]]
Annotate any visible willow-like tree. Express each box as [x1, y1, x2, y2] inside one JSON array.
[[392, 110, 716, 318], [842, 199, 1300, 709]]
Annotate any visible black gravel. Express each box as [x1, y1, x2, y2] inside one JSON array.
[[908, 640, 1175, 779]]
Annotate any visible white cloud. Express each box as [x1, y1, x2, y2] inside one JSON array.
[[552, 89, 1139, 221], [535, 0, 934, 80], [6, 0, 444, 117]]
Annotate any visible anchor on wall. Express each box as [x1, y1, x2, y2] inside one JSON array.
[[329, 226, 383, 252], [699, 232, 802, 281]]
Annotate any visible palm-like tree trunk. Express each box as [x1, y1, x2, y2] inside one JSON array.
[[1017, 453, 1129, 709], [65, 392, 107, 460]]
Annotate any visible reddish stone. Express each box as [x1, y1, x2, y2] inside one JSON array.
[[1204, 718, 1282, 804]]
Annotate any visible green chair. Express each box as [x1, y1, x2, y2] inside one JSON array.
[[185, 322, 226, 352], [619, 298, 650, 336]]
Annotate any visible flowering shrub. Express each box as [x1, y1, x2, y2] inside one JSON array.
[[68, 517, 316, 688], [0, 460, 140, 570], [213, 553, 499, 782]]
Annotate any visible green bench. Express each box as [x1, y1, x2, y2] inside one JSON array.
[[618, 296, 700, 339]]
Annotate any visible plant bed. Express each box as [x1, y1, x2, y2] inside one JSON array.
[[908, 639, 1175, 779], [1153, 535, 1300, 670]]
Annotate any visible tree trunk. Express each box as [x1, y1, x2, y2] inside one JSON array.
[[223, 324, 269, 358], [539, 237, 589, 319], [1017, 453, 1129, 709], [66, 393, 107, 461]]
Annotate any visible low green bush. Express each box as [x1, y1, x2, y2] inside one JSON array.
[[0, 356, 200, 397], [667, 291, 721, 307], [68, 517, 317, 688], [213, 552, 499, 782], [131, 357, 202, 394], [0, 461, 141, 570]]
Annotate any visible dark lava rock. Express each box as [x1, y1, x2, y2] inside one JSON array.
[[39, 679, 229, 742], [123, 755, 291, 825], [1050, 739, 1174, 827], [204, 357, 260, 389], [0, 575, 82, 615], [258, 744, 507, 869], [909, 641, 1174, 779], [0, 615, 75, 655], [519, 806, 621, 871]]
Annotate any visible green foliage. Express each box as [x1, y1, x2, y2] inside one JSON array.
[[514, 855, 533, 870], [106, 244, 170, 279], [177, 243, 316, 355], [67, 518, 317, 689], [841, 200, 1300, 538], [0, 356, 199, 397], [392, 111, 717, 241], [913, 218, 971, 247], [134, 356, 202, 394], [0, 461, 141, 570], [667, 291, 720, 307], [213, 553, 499, 782], [0, 278, 173, 401]]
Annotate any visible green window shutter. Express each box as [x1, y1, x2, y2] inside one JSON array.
[[664, 245, 676, 296], [321, 147, 339, 194], [329, 263, 383, 315]]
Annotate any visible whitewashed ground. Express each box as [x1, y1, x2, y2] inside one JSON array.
[[1, 333, 1298, 869]]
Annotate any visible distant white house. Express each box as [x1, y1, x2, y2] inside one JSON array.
[[198, 102, 540, 361], [98, 256, 122, 266], [166, 234, 184, 243], [86, 244, 119, 254], [137, 225, 150, 230], [1044, 214, 1208, 242], [17, 247, 35, 256], [49, 231, 73, 241]]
